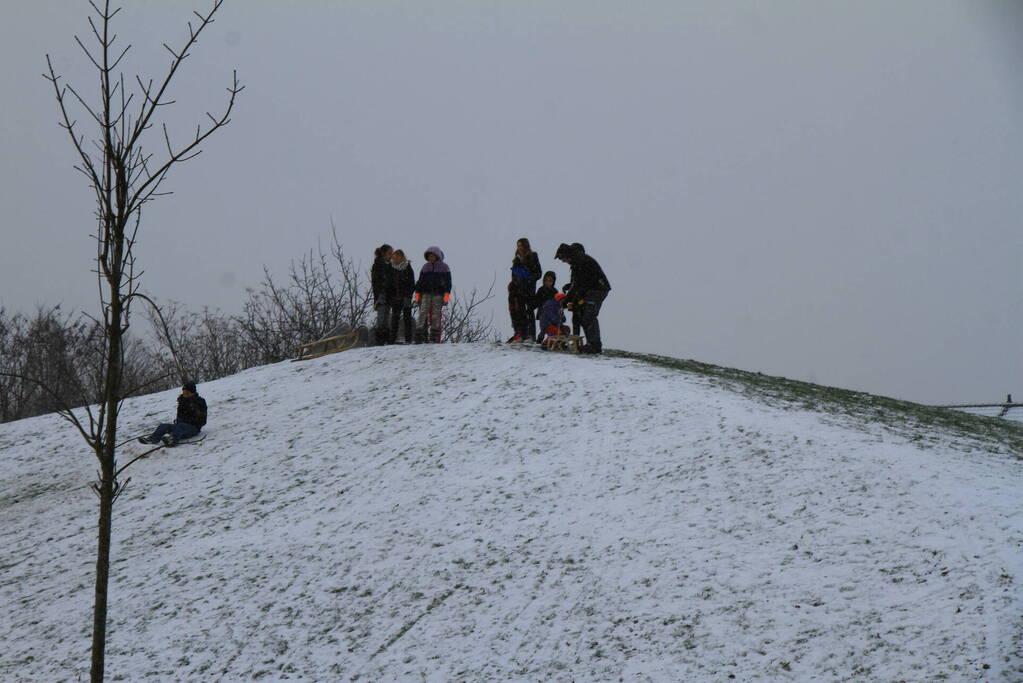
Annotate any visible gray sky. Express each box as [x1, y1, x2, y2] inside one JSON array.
[[1, 0, 1021, 405]]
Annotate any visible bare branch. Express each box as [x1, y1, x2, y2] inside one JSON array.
[[123, 292, 184, 376], [109, 43, 131, 71], [120, 369, 177, 402], [65, 83, 105, 126], [74, 34, 103, 71], [128, 1, 226, 151], [115, 445, 163, 478], [0, 371, 95, 445], [129, 72, 242, 208]]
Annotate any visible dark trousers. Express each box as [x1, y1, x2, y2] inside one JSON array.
[[389, 302, 413, 343], [148, 420, 199, 442], [579, 289, 608, 351], [373, 302, 391, 345], [509, 291, 535, 338]]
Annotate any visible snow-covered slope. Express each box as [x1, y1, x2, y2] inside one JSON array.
[[1, 344, 1021, 681]]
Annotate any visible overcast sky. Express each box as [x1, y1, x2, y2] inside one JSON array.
[[1, 0, 1020, 405]]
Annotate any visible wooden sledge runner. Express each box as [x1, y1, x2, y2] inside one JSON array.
[[292, 328, 366, 362], [544, 334, 583, 354]]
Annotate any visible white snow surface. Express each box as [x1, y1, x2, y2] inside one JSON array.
[[1, 343, 1021, 681]]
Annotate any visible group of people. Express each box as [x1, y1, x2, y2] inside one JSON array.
[[370, 238, 611, 354], [371, 244, 452, 345], [507, 239, 611, 354], [138, 239, 610, 447]]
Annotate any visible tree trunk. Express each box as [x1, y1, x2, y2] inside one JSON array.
[[90, 466, 114, 682], [91, 265, 123, 682]]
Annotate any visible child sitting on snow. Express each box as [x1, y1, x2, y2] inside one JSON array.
[[532, 271, 559, 342], [537, 292, 570, 346]]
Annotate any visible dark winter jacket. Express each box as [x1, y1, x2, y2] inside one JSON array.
[[564, 249, 611, 301], [176, 394, 207, 429], [387, 260, 415, 304], [533, 284, 558, 311], [509, 251, 541, 297], [415, 246, 452, 295], [371, 256, 392, 305], [537, 297, 564, 333]]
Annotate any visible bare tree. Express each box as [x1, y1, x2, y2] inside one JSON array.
[[42, 2, 241, 679], [0, 305, 164, 426], [18, 307, 101, 417], [0, 308, 29, 422], [145, 301, 245, 383], [236, 227, 372, 363], [439, 282, 497, 343]]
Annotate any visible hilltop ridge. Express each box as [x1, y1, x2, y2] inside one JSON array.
[[1, 343, 1020, 680]]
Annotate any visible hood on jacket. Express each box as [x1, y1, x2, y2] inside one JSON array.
[[424, 246, 445, 262], [542, 270, 557, 285]]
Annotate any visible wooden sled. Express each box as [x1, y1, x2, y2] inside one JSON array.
[[292, 328, 368, 362], [544, 335, 583, 354]]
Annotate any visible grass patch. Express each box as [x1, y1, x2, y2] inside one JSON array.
[[607, 350, 1023, 458], [0, 480, 71, 512]]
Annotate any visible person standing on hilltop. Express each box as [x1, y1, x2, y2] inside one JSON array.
[[138, 382, 208, 446], [559, 243, 586, 336], [506, 238, 542, 343], [414, 245, 451, 343], [371, 244, 394, 345], [387, 249, 415, 344], [555, 242, 611, 354]]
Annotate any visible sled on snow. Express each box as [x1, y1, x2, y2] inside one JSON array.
[[544, 334, 583, 354], [293, 325, 370, 361]]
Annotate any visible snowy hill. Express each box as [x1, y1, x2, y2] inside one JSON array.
[[1, 344, 1021, 681]]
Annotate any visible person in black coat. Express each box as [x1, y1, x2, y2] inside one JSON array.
[[560, 244, 585, 335], [387, 249, 415, 343], [507, 237, 542, 342], [371, 244, 394, 345], [555, 243, 611, 354], [138, 382, 208, 446]]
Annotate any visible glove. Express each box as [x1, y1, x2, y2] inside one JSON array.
[[414, 292, 421, 303], [565, 302, 573, 311], [443, 292, 451, 305]]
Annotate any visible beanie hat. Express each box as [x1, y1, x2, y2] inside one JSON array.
[[183, 382, 197, 393]]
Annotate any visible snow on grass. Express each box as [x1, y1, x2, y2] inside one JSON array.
[[1, 343, 1021, 680]]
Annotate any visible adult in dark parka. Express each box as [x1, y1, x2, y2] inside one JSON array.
[[387, 249, 415, 343], [507, 237, 542, 342], [371, 244, 394, 345], [555, 242, 611, 354], [561, 243, 585, 335]]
